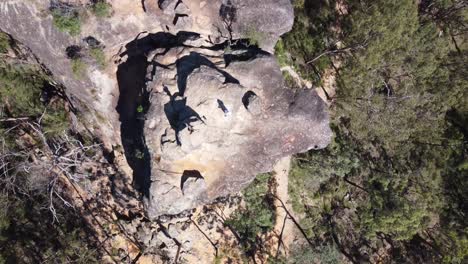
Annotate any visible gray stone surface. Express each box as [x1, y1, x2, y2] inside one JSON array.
[[226, 0, 295, 51], [143, 47, 332, 218]]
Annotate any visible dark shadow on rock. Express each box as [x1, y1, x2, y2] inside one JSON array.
[[173, 14, 188, 25], [119, 32, 177, 59], [119, 31, 204, 60], [217, 99, 229, 114], [180, 170, 204, 191], [176, 31, 201, 43], [116, 31, 212, 198], [176, 52, 240, 96], [116, 32, 181, 198], [163, 87, 204, 145], [65, 45, 82, 59], [223, 46, 270, 66], [116, 53, 151, 198], [242, 91, 257, 110]]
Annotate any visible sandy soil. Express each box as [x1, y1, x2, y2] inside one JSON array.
[[270, 156, 302, 257]]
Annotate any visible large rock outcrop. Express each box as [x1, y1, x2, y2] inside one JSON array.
[[141, 45, 331, 218], [1, 0, 330, 223], [0, 0, 294, 147]]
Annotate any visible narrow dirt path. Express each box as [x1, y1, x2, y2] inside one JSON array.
[[271, 156, 301, 257], [280, 66, 313, 89]]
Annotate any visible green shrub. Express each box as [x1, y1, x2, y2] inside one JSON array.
[[0, 32, 10, 53], [288, 129, 360, 214], [442, 230, 468, 264], [89, 47, 106, 68], [71, 58, 86, 78], [134, 149, 145, 159], [0, 63, 69, 138], [42, 107, 69, 137], [0, 196, 10, 237], [0, 42, 92, 264], [282, 71, 300, 89], [136, 105, 144, 113], [52, 10, 81, 36], [92, 1, 111, 18], [244, 28, 265, 47], [226, 173, 275, 255], [289, 244, 341, 264], [0, 186, 98, 263], [292, 0, 305, 9], [278, 1, 337, 85], [0, 64, 44, 116], [274, 39, 291, 67], [283, 0, 467, 261]]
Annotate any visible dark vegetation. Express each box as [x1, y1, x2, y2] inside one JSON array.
[[89, 46, 107, 68], [50, 1, 112, 36], [279, 0, 467, 263], [0, 32, 98, 263], [0, 34, 11, 54], [50, 1, 111, 77], [50, 1, 82, 36], [65, 37, 107, 78], [275, 0, 340, 84], [226, 173, 276, 259], [91, 0, 112, 18], [66, 42, 106, 79]]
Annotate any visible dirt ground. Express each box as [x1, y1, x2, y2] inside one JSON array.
[[270, 156, 304, 258]]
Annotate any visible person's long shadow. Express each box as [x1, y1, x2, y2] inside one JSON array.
[[162, 86, 205, 146]]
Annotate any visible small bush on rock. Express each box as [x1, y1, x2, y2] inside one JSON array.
[[0, 32, 10, 53], [92, 1, 111, 18], [52, 9, 81, 36], [244, 28, 264, 47], [89, 47, 106, 68], [71, 58, 86, 78]]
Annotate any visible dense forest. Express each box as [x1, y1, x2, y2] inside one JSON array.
[[278, 0, 467, 263], [0, 0, 466, 263]]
